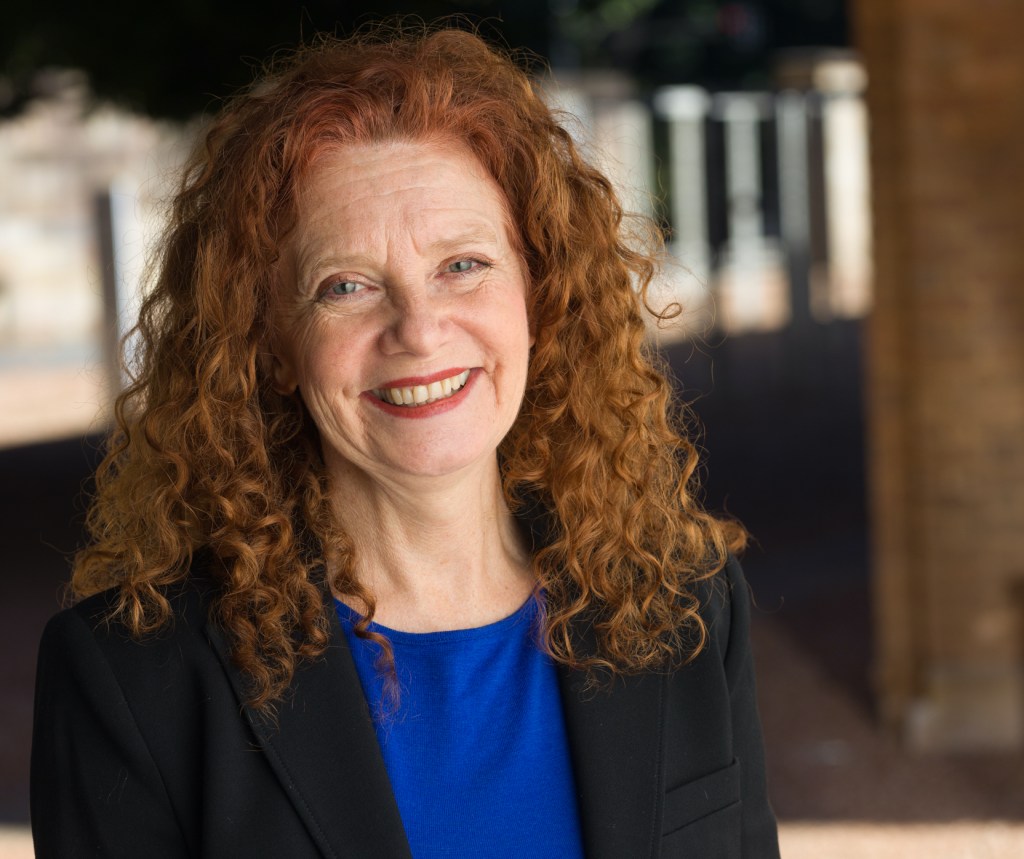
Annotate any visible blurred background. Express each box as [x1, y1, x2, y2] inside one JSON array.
[[2, 1, 1023, 856]]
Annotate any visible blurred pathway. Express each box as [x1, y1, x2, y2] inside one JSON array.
[[753, 609, 1024, 824]]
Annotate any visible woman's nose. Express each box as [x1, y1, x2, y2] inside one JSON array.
[[378, 289, 450, 357]]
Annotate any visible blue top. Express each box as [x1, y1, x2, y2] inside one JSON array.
[[335, 596, 585, 859]]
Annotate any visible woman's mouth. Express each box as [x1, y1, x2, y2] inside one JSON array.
[[372, 369, 472, 407]]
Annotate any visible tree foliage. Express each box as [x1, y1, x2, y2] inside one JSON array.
[[0, 0, 846, 119]]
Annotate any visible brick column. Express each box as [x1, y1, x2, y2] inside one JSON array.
[[854, 0, 1024, 749]]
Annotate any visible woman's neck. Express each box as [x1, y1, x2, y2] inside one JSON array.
[[328, 457, 535, 632]]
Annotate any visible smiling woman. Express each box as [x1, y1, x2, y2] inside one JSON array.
[[30, 22, 779, 859]]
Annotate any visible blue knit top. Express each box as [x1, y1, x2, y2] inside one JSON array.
[[335, 596, 585, 859]]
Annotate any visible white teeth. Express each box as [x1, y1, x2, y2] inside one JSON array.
[[374, 370, 471, 407]]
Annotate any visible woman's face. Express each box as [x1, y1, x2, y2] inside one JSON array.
[[271, 140, 532, 487]]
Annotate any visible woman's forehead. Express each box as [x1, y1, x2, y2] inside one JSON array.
[[288, 140, 517, 248], [261, 140, 526, 301]]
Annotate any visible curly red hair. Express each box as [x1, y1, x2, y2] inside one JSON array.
[[73, 23, 744, 710]]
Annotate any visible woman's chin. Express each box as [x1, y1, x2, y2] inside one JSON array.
[[324, 439, 500, 488]]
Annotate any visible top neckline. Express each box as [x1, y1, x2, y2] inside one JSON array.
[[334, 593, 541, 646]]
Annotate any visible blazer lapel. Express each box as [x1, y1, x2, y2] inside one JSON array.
[[207, 604, 413, 859], [517, 497, 668, 856], [557, 624, 667, 859]]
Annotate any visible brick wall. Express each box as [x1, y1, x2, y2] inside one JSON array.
[[854, 0, 1024, 749]]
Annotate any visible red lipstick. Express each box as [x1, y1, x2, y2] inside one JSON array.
[[362, 368, 478, 419]]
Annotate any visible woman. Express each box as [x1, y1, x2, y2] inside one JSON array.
[[31, 25, 780, 859]]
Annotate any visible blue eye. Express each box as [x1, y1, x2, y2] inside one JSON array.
[[326, 280, 362, 297], [447, 260, 477, 274]]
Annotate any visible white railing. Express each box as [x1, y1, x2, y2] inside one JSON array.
[[546, 53, 872, 340]]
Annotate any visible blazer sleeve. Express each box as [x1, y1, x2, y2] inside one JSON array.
[[31, 607, 189, 858], [722, 556, 781, 859]]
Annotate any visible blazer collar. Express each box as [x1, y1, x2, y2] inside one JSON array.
[[519, 493, 669, 857], [205, 494, 669, 859], [207, 601, 413, 859]]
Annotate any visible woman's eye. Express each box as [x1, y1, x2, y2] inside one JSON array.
[[447, 259, 479, 274], [325, 280, 362, 297]]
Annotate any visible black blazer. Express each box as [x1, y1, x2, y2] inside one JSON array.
[[31, 556, 779, 858]]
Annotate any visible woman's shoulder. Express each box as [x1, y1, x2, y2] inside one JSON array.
[[692, 555, 752, 662], [38, 572, 225, 693], [33, 572, 261, 777], [50, 570, 214, 633]]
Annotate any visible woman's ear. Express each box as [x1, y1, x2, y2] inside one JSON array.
[[270, 351, 299, 395], [261, 339, 298, 395], [264, 269, 299, 395]]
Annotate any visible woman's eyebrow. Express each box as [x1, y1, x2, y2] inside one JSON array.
[[423, 227, 504, 255]]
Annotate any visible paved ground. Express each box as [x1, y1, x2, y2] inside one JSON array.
[[5, 822, 1024, 858], [4, 322, 1023, 854]]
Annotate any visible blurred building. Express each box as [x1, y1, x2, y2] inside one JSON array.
[[0, 73, 189, 447], [546, 55, 872, 343], [856, 0, 1024, 751]]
